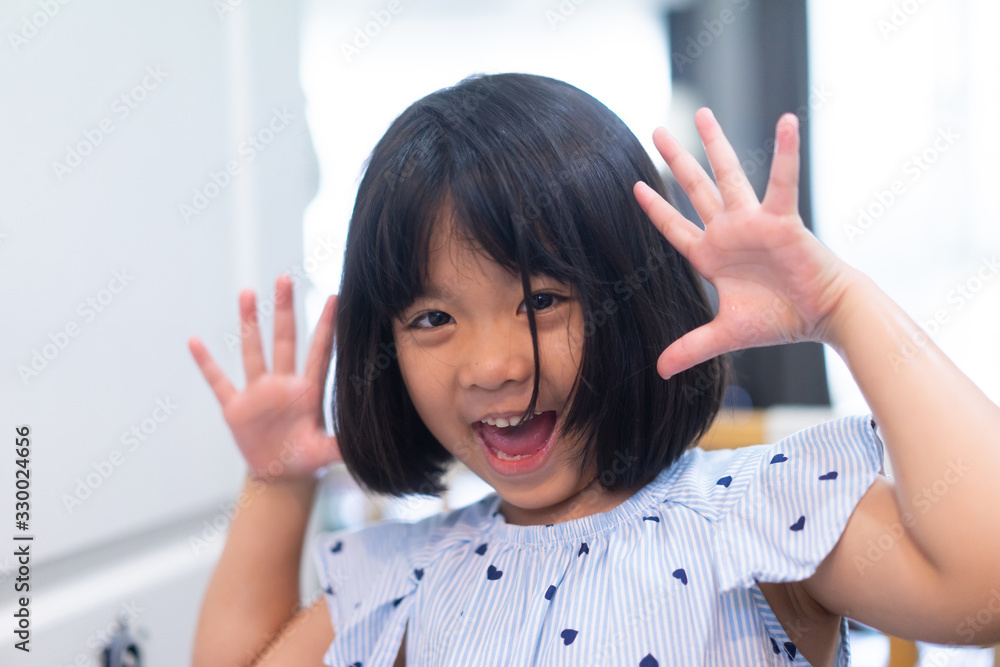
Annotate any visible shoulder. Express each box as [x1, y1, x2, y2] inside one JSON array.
[[655, 443, 757, 523], [312, 492, 497, 632], [664, 414, 884, 518], [703, 414, 886, 592], [316, 491, 497, 565]]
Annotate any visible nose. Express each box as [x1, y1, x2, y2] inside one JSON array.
[[456, 318, 534, 391]]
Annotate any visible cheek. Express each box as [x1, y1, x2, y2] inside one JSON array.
[[396, 344, 447, 415], [395, 344, 473, 461], [539, 312, 585, 383], [396, 346, 425, 396], [567, 313, 585, 369]]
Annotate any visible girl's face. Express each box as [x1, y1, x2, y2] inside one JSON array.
[[393, 212, 634, 526]]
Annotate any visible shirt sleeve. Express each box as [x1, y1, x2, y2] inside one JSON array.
[[312, 519, 415, 634], [713, 414, 886, 592]]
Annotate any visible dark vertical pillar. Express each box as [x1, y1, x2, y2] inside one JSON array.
[[665, 0, 830, 407]]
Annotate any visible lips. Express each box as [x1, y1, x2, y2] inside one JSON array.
[[473, 410, 557, 457]]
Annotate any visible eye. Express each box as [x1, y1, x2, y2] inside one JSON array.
[[409, 310, 454, 329], [519, 293, 564, 313]]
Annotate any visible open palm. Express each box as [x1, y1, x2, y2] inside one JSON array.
[[634, 109, 853, 380], [188, 276, 341, 479]]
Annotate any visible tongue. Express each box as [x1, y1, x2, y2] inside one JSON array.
[[476, 411, 557, 456]]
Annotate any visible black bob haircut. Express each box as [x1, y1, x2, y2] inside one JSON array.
[[334, 72, 727, 498]]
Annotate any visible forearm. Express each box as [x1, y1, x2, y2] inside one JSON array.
[[192, 473, 319, 667], [826, 268, 1000, 580]]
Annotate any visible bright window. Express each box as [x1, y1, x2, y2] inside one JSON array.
[[809, 0, 1000, 413]]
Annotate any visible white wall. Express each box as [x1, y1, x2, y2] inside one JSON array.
[[808, 0, 1000, 416], [0, 0, 317, 663]]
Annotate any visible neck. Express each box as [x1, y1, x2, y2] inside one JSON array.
[[498, 476, 637, 526]]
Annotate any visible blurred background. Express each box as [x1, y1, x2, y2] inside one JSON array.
[[1, 0, 997, 664]]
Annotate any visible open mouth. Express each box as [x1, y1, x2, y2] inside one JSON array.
[[472, 411, 558, 473]]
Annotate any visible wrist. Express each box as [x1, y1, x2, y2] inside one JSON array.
[[818, 266, 880, 352], [246, 469, 320, 499]]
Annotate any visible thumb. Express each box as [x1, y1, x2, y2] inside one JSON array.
[[304, 434, 344, 470], [656, 322, 731, 380]]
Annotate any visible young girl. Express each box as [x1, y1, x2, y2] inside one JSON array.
[[188, 74, 1000, 666]]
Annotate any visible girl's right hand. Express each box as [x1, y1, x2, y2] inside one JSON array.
[[188, 275, 341, 480]]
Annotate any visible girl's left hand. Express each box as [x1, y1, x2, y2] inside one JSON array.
[[633, 108, 855, 380]]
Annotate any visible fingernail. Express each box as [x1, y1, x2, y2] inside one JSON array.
[[779, 113, 798, 134]]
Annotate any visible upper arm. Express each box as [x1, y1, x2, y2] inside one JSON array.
[[800, 475, 998, 645], [252, 597, 335, 666]]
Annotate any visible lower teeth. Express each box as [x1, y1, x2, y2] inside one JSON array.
[[492, 448, 531, 461]]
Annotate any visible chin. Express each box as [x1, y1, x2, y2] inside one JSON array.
[[496, 477, 579, 516]]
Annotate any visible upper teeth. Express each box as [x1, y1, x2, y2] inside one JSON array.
[[481, 410, 543, 428]]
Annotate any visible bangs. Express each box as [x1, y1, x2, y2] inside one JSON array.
[[363, 98, 599, 326]]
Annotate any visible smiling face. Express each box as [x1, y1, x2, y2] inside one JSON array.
[[392, 213, 635, 526]]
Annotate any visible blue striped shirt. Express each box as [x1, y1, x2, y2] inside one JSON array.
[[313, 414, 885, 666]]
